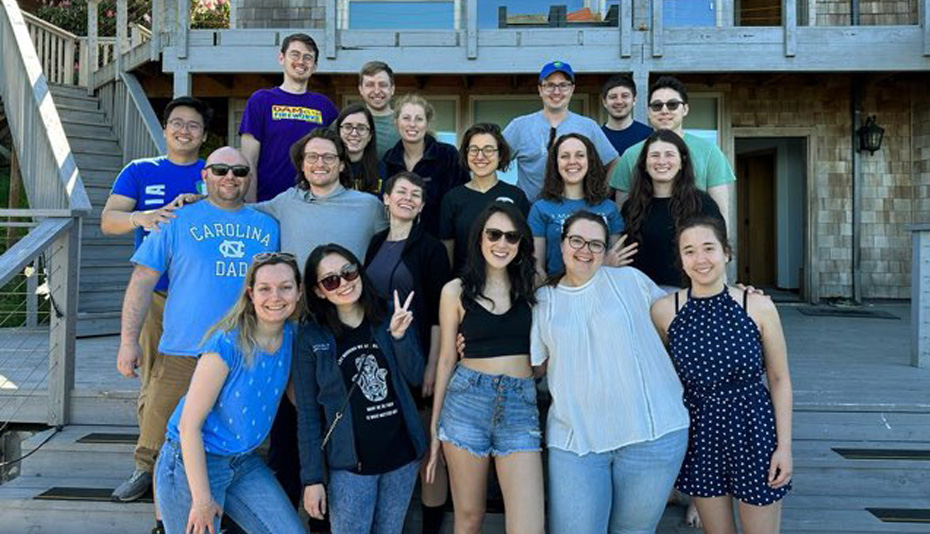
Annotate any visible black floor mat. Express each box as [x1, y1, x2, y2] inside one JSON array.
[[34, 486, 152, 503], [833, 448, 930, 461], [796, 306, 899, 319], [76, 432, 139, 444], [867, 508, 930, 523]]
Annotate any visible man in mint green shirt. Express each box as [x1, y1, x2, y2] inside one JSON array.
[[358, 61, 401, 159], [610, 76, 734, 231]]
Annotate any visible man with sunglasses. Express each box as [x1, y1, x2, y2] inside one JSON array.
[[503, 60, 618, 202], [240, 33, 339, 203], [115, 147, 279, 531], [608, 76, 735, 230], [102, 97, 213, 507]]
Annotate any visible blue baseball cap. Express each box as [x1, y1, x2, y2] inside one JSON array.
[[539, 61, 575, 83]]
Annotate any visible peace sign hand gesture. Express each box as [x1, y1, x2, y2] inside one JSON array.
[[390, 290, 415, 340]]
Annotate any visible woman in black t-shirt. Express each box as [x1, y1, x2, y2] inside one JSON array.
[[622, 129, 724, 290], [295, 244, 426, 534]]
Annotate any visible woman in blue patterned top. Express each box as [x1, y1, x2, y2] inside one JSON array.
[[154, 252, 304, 534]]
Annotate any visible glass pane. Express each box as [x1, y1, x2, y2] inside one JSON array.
[[431, 99, 458, 144], [479, 0, 585, 29], [684, 97, 719, 146], [663, 0, 715, 27], [349, 1, 455, 29], [472, 98, 584, 184]]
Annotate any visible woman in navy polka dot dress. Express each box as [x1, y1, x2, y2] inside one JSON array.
[[652, 216, 793, 534]]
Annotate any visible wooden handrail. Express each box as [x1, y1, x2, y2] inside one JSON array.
[[21, 10, 78, 40]]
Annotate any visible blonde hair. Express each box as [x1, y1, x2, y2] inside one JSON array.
[[393, 93, 434, 124], [201, 254, 301, 367]]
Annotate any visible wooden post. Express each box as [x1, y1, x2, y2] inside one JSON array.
[[151, 0, 162, 60], [177, 0, 189, 60], [63, 38, 75, 86], [633, 68, 649, 123], [88, 0, 98, 94], [26, 260, 37, 328], [466, 0, 477, 59], [47, 220, 78, 426], [116, 0, 127, 77], [652, 0, 663, 57], [851, 82, 862, 304], [173, 68, 191, 97], [5, 150, 21, 249], [620, 0, 632, 58], [924, 0, 930, 56], [912, 224, 930, 368], [718, 0, 734, 26], [784, 0, 796, 57], [325, 0, 337, 59]]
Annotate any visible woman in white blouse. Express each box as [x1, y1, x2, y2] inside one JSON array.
[[531, 210, 689, 533]]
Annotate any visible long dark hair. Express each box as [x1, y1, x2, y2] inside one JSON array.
[[461, 202, 537, 309], [540, 133, 609, 205], [545, 210, 610, 287], [625, 129, 702, 244], [302, 244, 385, 337], [333, 103, 380, 193]]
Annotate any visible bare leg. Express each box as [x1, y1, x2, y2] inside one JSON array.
[[420, 408, 449, 508], [693, 496, 737, 534], [443, 442, 490, 534], [494, 452, 545, 534], [739, 499, 782, 534]]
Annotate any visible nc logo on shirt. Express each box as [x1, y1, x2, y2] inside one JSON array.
[[218, 240, 246, 259]]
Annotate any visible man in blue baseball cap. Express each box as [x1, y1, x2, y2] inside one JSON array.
[[503, 60, 618, 201]]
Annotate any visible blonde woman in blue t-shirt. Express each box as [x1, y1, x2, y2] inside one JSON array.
[[154, 252, 304, 534]]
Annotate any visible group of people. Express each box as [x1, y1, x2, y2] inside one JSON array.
[[100, 31, 793, 534]]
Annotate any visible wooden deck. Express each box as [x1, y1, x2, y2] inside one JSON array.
[[0, 301, 928, 532]]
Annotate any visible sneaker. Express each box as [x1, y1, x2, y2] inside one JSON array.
[[111, 469, 152, 502], [150, 525, 165, 534]]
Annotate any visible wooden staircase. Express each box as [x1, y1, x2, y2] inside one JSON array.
[[48, 83, 133, 337]]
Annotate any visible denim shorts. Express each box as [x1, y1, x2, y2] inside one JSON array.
[[438, 365, 541, 457]]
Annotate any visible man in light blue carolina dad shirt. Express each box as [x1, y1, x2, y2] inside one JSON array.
[[116, 146, 279, 499]]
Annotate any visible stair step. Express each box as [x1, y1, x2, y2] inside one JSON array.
[[74, 152, 123, 169], [49, 93, 101, 111], [75, 313, 123, 339], [69, 137, 121, 154], [48, 83, 97, 99], [20, 425, 137, 479], [62, 123, 119, 141], [56, 106, 107, 124], [794, 411, 930, 442]]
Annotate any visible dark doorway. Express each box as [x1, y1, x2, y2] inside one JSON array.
[[737, 149, 777, 287]]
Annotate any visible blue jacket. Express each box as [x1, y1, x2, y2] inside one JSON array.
[[294, 317, 426, 486]]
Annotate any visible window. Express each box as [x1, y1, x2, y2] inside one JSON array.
[[684, 96, 720, 146], [343, 1, 457, 30], [662, 0, 715, 27], [479, 0, 586, 29]]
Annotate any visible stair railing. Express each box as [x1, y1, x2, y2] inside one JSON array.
[[0, 0, 91, 427], [98, 71, 167, 166]]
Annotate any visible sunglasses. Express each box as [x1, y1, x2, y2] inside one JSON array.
[[206, 164, 250, 177], [253, 251, 297, 262], [318, 263, 361, 291], [648, 100, 684, 112], [484, 228, 521, 245]]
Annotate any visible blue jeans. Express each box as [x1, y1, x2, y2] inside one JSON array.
[[548, 428, 688, 534], [154, 440, 304, 534], [328, 460, 419, 534]]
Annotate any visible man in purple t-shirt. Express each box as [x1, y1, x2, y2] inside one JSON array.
[[239, 33, 339, 202]]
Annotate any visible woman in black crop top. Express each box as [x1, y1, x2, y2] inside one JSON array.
[[425, 202, 545, 534]]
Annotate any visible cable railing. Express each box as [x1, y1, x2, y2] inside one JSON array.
[[0, 0, 89, 426]]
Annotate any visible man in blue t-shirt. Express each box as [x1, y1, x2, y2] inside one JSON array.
[[102, 96, 212, 505], [600, 74, 653, 158], [113, 147, 279, 516]]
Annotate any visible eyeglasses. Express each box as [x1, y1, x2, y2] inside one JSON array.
[[484, 228, 521, 245], [166, 118, 204, 133], [304, 152, 339, 165], [205, 164, 250, 177], [467, 146, 499, 157], [339, 123, 371, 136], [648, 100, 684, 112], [286, 50, 316, 64], [566, 235, 606, 254], [317, 263, 361, 291], [540, 82, 573, 93], [253, 251, 297, 262]]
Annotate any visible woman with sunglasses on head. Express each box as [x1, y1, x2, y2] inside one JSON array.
[[438, 123, 530, 274], [333, 103, 381, 194], [531, 210, 689, 533], [651, 216, 792, 534], [154, 252, 304, 534], [622, 129, 724, 291], [364, 171, 453, 534], [381, 94, 468, 237], [426, 202, 545, 534], [528, 133, 632, 280], [294, 244, 426, 534]]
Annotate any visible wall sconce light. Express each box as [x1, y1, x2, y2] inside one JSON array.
[[857, 115, 884, 155]]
